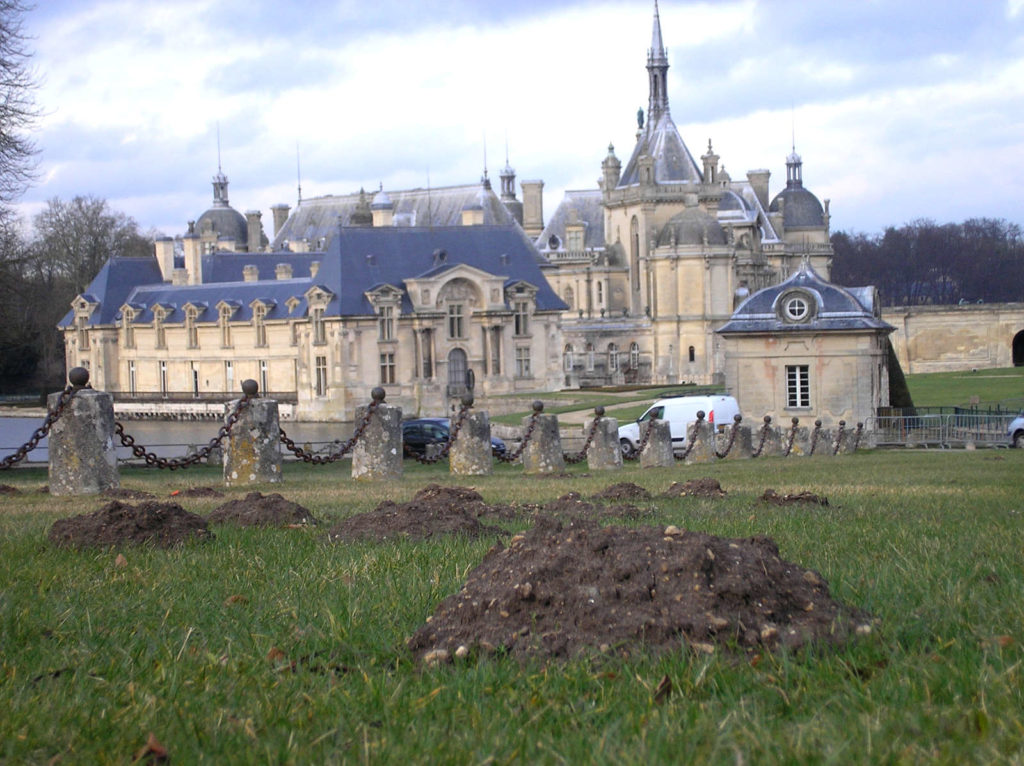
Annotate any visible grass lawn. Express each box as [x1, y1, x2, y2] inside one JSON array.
[[2, 449, 1023, 763], [906, 366, 1024, 409]]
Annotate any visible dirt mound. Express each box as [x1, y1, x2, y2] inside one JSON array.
[[532, 492, 649, 521], [329, 484, 507, 542], [0, 484, 20, 495], [409, 516, 872, 663], [208, 492, 319, 527], [760, 489, 829, 506], [48, 501, 214, 548], [663, 478, 727, 498], [171, 487, 225, 498], [592, 482, 652, 501], [102, 487, 157, 500]]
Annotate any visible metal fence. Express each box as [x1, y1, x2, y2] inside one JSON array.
[[866, 413, 1016, 448]]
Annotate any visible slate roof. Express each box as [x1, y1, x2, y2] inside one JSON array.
[[63, 224, 565, 328], [536, 190, 606, 252], [716, 261, 894, 335], [271, 182, 520, 250], [618, 111, 703, 187]]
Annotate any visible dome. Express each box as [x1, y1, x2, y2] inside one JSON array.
[[718, 190, 752, 213], [657, 208, 726, 247], [195, 205, 247, 245], [769, 187, 825, 229], [371, 189, 393, 210]]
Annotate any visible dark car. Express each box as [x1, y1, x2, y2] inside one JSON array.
[[401, 417, 506, 458]]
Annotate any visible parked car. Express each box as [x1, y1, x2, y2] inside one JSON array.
[[401, 417, 507, 458], [618, 395, 741, 457], [1008, 413, 1024, 448]]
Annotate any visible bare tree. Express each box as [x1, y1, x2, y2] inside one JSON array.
[[0, 1, 39, 218]]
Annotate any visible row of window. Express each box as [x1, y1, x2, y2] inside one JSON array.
[[117, 306, 329, 350], [378, 302, 531, 342], [563, 341, 643, 373]]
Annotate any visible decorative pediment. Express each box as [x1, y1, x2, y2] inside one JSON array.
[[215, 300, 241, 316], [182, 301, 208, 317], [285, 296, 301, 313], [304, 285, 334, 308], [249, 297, 277, 311], [364, 283, 404, 305], [505, 280, 538, 303], [72, 294, 99, 317]]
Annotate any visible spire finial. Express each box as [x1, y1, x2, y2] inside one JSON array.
[[296, 142, 302, 203], [216, 122, 222, 174]]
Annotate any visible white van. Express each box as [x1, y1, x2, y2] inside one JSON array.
[[617, 395, 741, 457]]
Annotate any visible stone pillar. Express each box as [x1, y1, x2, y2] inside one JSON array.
[[836, 422, 863, 454], [684, 416, 716, 464], [352, 389, 403, 481], [640, 419, 673, 468], [725, 419, 753, 460], [787, 420, 812, 456], [48, 369, 119, 496], [450, 411, 493, 476], [224, 382, 282, 486], [522, 403, 565, 474], [586, 408, 622, 471]]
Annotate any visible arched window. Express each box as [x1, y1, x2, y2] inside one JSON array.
[[629, 342, 640, 370], [585, 342, 595, 372], [564, 286, 574, 311], [563, 344, 574, 372], [447, 348, 468, 396], [688, 345, 696, 363], [608, 343, 619, 372]]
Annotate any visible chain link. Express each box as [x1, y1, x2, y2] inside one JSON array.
[[280, 397, 381, 464], [808, 420, 822, 456], [563, 413, 602, 464], [832, 420, 846, 455], [783, 417, 800, 457], [713, 415, 741, 459], [0, 386, 78, 470], [672, 419, 700, 461], [622, 415, 659, 461], [751, 416, 772, 458], [497, 407, 542, 463], [114, 395, 252, 470], [409, 402, 472, 464], [852, 422, 864, 451]]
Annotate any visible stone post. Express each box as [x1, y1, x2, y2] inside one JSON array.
[[522, 402, 565, 474], [48, 367, 119, 496], [450, 408, 493, 476], [224, 381, 282, 486], [835, 421, 862, 454], [640, 419, 673, 468], [352, 388, 402, 480], [586, 407, 622, 471], [684, 415, 715, 464], [756, 417, 784, 457], [725, 416, 753, 460], [788, 420, 812, 456]]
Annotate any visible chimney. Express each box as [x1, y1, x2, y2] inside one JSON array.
[[521, 180, 544, 239], [270, 203, 290, 236], [245, 210, 264, 253], [171, 268, 188, 285], [154, 237, 175, 281], [290, 238, 310, 254], [310, 260, 320, 279], [275, 263, 293, 280], [746, 169, 771, 210], [184, 222, 202, 285], [243, 264, 259, 282]]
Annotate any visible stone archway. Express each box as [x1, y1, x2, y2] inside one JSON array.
[[447, 348, 468, 396], [1013, 330, 1024, 366]]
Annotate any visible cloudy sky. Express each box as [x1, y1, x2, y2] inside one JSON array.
[[17, 0, 1024, 238]]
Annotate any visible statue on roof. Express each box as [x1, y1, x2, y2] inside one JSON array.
[[637, 107, 645, 130]]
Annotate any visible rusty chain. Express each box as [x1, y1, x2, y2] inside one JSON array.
[[808, 420, 823, 456], [497, 402, 543, 463], [622, 413, 660, 461], [783, 417, 800, 457], [713, 414, 742, 459], [852, 422, 864, 451], [832, 420, 846, 455], [116, 394, 252, 469], [280, 392, 383, 464], [751, 416, 772, 458], [672, 417, 701, 461], [0, 385, 78, 470], [564, 408, 604, 464]]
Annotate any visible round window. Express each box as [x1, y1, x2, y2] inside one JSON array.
[[783, 295, 810, 322]]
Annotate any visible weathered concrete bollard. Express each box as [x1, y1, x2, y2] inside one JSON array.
[[684, 414, 715, 464], [48, 367, 119, 496], [756, 417, 784, 457], [586, 407, 622, 471], [725, 415, 753, 460], [640, 419, 674, 468], [522, 402, 565, 474], [224, 381, 282, 486], [835, 421, 862, 455], [450, 407, 493, 476], [352, 388, 402, 481], [788, 420, 812, 456]]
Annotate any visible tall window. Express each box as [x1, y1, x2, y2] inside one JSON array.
[[159, 361, 168, 396], [224, 360, 234, 392], [122, 310, 135, 349], [630, 216, 640, 291], [314, 356, 327, 396], [490, 327, 501, 375], [515, 346, 531, 378], [378, 305, 394, 341], [629, 342, 640, 370], [447, 304, 464, 339], [563, 344, 574, 372], [259, 360, 269, 393], [153, 308, 166, 349], [513, 301, 530, 336], [191, 364, 199, 397], [422, 330, 433, 379], [563, 286, 574, 311], [220, 306, 233, 348], [688, 345, 696, 363], [585, 342, 594, 372], [290, 321, 300, 346], [786, 365, 810, 408], [379, 352, 395, 384], [128, 360, 136, 395], [185, 306, 199, 349], [312, 307, 326, 345], [608, 343, 619, 372], [76, 316, 90, 351], [253, 304, 267, 347], [597, 282, 604, 306]]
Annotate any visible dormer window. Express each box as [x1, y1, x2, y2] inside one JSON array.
[[779, 290, 814, 323], [185, 306, 199, 349], [253, 303, 268, 347], [153, 306, 167, 349], [121, 308, 135, 349], [76, 315, 90, 351], [218, 304, 234, 347]]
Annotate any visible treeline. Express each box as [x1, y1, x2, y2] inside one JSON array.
[[0, 196, 153, 393], [831, 218, 1024, 307]]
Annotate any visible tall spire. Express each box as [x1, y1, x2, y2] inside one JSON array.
[[212, 123, 229, 207], [647, 0, 670, 124], [296, 143, 303, 204]]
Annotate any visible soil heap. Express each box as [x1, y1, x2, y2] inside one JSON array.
[[48, 500, 213, 548], [409, 515, 871, 662], [208, 491, 319, 527]]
